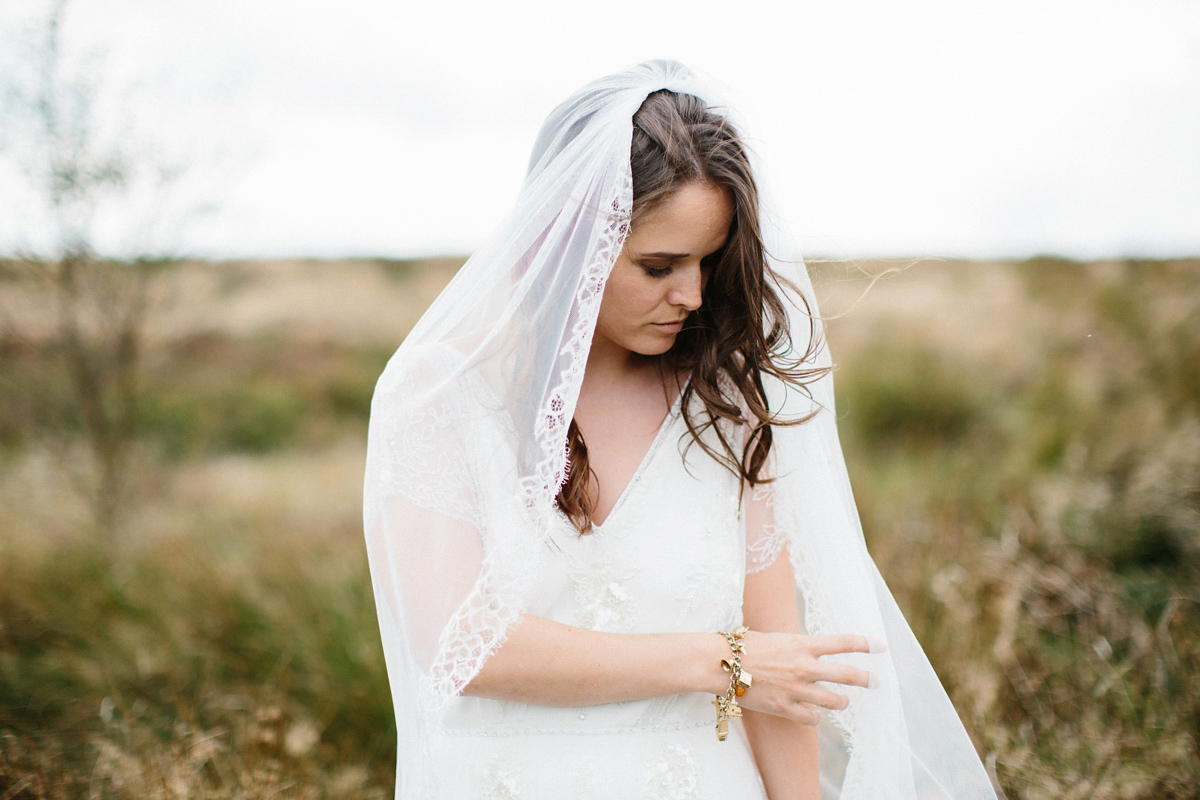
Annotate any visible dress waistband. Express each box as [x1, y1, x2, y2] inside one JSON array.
[[437, 717, 713, 737]]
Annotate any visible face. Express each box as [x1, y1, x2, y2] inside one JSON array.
[[593, 181, 734, 359]]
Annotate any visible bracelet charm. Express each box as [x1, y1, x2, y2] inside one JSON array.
[[713, 625, 753, 741]]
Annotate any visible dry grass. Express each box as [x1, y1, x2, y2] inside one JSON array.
[[0, 439, 392, 798], [1, 257, 1197, 798], [817, 258, 1200, 799]]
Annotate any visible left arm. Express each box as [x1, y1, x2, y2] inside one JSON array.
[[741, 485, 822, 800]]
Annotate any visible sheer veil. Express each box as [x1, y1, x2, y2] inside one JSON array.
[[363, 59, 999, 799]]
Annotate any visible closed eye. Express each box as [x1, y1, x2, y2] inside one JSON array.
[[637, 257, 675, 278]]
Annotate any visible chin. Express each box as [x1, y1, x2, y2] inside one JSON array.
[[630, 335, 678, 357]]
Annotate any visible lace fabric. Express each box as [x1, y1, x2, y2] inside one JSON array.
[[745, 485, 786, 576], [363, 60, 999, 799], [418, 407, 766, 794], [643, 745, 703, 800]]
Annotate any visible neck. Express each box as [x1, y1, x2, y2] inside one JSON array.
[[585, 337, 630, 378], [579, 337, 681, 416], [583, 335, 657, 389]]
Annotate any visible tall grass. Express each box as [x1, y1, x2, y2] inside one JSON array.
[[828, 259, 1200, 799], [0, 443, 394, 798], [1, 258, 1197, 798]]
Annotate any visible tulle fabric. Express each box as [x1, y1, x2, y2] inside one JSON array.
[[363, 59, 999, 799]]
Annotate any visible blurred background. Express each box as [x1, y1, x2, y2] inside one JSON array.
[[0, 1, 1197, 798]]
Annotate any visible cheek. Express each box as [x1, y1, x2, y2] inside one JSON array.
[[600, 268, 655, 322]]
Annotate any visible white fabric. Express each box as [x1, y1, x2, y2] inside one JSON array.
[[363, 59, 999, 800], [428, 391, 767, 798]]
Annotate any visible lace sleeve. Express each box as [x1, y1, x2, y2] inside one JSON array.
[[364, 345, 525, 706], [745, 478, 787, 575]]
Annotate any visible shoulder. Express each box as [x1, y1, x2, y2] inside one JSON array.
[[374, 341, 467, 396], [372, 340, 505, 410]]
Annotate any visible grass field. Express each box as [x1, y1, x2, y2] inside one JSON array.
[[1, 257, 1197, 798]]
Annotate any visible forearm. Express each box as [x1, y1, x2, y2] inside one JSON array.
[[463, 613, 730, 705], [742, 523, 820, 799], [743, 710, 820, 800]]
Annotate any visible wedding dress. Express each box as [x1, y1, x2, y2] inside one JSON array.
[[424, 385, 770, 799], [363, 60, 1000, 799]]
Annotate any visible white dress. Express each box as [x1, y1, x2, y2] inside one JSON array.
[[423, 393, 772, 799]]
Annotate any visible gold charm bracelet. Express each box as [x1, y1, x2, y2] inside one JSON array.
[[712, 625, 753, 741]]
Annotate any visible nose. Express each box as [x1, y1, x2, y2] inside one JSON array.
[[667, 264, 704, 312]]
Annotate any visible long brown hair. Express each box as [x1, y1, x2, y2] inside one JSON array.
[[556, 90, 827, 533]]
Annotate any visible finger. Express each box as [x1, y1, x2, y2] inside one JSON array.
[[818, 663, 871, 689], [789, 702, 823, 726], [811, 634, 871, 656], [803, 687, 849, 711]]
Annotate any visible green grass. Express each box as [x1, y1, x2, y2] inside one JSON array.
[[0, 333, 392, 461], [0, 484, 394, 798]]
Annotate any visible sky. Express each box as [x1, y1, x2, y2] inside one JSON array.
[[1, 0, 1198, 260]]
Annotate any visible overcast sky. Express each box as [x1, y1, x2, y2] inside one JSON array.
[[1, 0, 1198, 260]]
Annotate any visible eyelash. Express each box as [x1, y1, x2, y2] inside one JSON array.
[[641, 253, 721, 279]]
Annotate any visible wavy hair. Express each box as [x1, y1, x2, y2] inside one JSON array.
[[557, 90, 827, 533]]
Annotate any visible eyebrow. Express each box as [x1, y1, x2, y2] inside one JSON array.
[[636, 251, 690, 259]]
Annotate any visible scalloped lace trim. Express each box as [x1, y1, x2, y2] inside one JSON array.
[[520, 173, 633, 515], [427, 176, 633, 713]]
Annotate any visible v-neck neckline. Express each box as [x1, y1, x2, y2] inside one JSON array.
[[589, 380, 688, 533]]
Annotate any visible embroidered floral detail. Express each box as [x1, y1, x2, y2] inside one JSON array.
[[571, 562, 636, 632], [750, 484, 774, 506], [746, 483, 786, 575], [678, 489, 742, 630], [642, 744, 702, 800], [480, 760, 522, 800], [678, 553, 740, 631], [371, 354, 483, 529], [573, 762, 599, 799], [745, 521, 786, 575]]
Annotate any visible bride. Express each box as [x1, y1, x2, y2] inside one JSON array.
[[363, 60, 998, 799]]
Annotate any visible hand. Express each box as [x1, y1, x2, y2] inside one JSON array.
[[737, 632, 873, 725]]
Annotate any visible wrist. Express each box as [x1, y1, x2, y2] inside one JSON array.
[[692, 632, 734, 695], [711, 625, 751, 741]]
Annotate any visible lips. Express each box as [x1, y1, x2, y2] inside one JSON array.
[[651, 319, 686, 334]]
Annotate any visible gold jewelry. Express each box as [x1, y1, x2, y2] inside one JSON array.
[[713, 625, 753, 740]]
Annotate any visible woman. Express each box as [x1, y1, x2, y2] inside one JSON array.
[[364, 61, 998, 799]]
